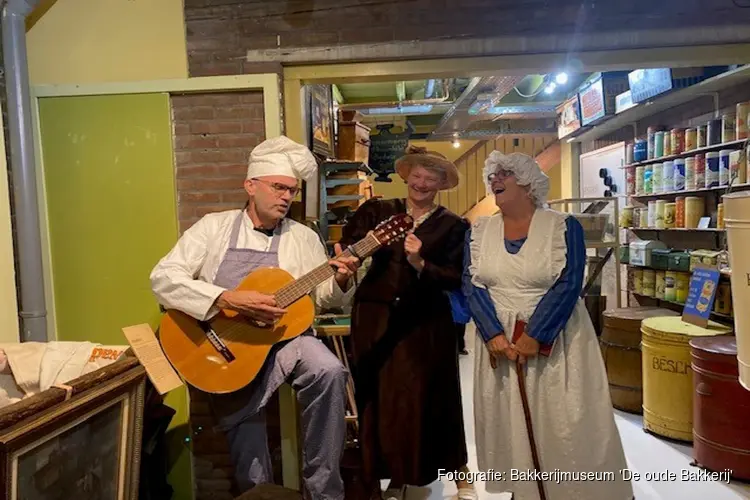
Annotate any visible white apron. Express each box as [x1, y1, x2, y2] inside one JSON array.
[[469, 209, 633, 500]]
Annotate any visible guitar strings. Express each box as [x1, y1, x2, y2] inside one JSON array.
[[213, 221, 408, 344]]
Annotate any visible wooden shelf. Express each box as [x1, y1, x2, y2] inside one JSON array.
[[626, 227, 725, 232], [630, 182, 750, 200], [569, 65, 750, 144], [631, 293, 734, 321], [620, 139, 748, 170]]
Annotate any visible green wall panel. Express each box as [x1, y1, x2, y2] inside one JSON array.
[[39, 93, 177, 344], [38, 93, 193, 500]]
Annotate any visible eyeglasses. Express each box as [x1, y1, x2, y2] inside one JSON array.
[[487, 169, 514, 183], [253, 179, 301, 197]]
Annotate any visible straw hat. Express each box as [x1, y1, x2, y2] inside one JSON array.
[[395, 145, 460, 190]]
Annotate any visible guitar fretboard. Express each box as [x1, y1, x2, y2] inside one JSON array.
[[274, 235, 380, 308]]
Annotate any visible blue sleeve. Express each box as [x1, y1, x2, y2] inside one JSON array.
[[461, 229, 504, 343], [526, 216, 586, 346]]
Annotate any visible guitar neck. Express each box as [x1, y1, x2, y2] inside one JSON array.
[[274, 234, 380, 308]]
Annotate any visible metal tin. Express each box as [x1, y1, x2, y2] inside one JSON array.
[[652, 162, 663, 194], [648, 200, 657, 228], [639, 207, 649, 227], [665, 271, 677, 301], [697, 125, 707, 148], [648, 126, 658, 160], [723, 112, 737, 143], [664, 202, 676, 228], [714, 283, 732, 315], [626, 143, 635, 165], [655, 200, 666, 229], [690, 337, 750, 480], [685, 128, 697, 151], [717, 203, 725, 229], [676, 272, 691, 303], [673, 158, 686, 191], [626, 166, 636, 195], [634, 268, 644, 295], [601, 307, 679, 414], [634, 139, 648, 162], [695, 153, 706, 189], [706, 152, 720, 188], [642, 269, 656, 297], [663, 132, 671, 156], [737, 102, 750, 140], [707, 119, 722, 146], [620, 206, 634, 228], [719, 150, 731, 186], [633, 207, 641, 228], [671, 128, 685, 155], [730, 150, 745, 185], [685, 156, 697, 190], [662, 161, 674, 193], [685, 196, 705, 229], [641, 317, 732, 442], [654, 131, 665, 158], [644, 165, 653, 194], [655, 271, 666, 300], [675, 196, 686, 228], [636, 166, 645, 194]]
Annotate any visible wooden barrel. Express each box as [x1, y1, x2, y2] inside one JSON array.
[[600, 307, 679, 414], [641, 317, 733, 442], [690, 336, 750, 480]]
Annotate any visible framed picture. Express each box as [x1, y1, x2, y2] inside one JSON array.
[[0, 362, 146, 500], [308, 84, 335, 158]]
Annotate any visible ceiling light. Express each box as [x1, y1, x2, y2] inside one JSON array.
[[452, 140, 461, 148], [555, 73, 569, 85], [544, 83, 556, 95]]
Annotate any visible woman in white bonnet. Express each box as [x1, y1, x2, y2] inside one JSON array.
[[460, 151, 633, 500]]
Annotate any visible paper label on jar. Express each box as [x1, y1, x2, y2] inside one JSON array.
[[673, 164, 686, 191]]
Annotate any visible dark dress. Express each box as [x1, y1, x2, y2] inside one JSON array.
[[338, 198, 470, 490]]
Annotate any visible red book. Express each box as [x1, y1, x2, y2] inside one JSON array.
[[512, 320, 553, 357]]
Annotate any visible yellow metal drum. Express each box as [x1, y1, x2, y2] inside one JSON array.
[[641, 316, 733, 442]]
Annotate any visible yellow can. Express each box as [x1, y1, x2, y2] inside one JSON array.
[[685, 197, 705, 229], [620, 206, 634, 228], [642, 269, 656, 297], [655, 271, 666, 300], [676, 272, 690, 303], [664, 202, 676, 229], [641, 317, 733, 442], [714, 282, 733, 315], [664, 271, 677, 302], [717, 203, 725, 229], [634, 268, 644, 295]]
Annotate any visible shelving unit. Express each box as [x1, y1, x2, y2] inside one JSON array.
[[630, 182, 750, 200], [568, 64, 750, 144], [620, 139, 748, 170], [317, 160, 373, 246], [547, 196, 622, 308]]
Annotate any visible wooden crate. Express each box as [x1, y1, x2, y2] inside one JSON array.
[[337, 121, 371, 166]]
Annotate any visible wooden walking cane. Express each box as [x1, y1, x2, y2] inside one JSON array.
[[512, 320, 547, 500]]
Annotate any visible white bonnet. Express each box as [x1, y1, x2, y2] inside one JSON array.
[[246, 136, 317, 182], [483, 151, 550, 207]]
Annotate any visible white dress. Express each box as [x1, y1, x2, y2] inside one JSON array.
[[468, 208, 633, 500]]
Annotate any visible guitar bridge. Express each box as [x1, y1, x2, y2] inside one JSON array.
[[199, 321, 235, 363]]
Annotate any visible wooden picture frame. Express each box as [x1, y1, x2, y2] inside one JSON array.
[[0, 360, 146, 500], [308, 84, 335, 159]]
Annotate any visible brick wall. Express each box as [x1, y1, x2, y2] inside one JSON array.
[[170, 91, 266, 234], [184, 0, 750, 76]]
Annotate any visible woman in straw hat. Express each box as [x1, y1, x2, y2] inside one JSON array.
[[336, 145, 476, 500]]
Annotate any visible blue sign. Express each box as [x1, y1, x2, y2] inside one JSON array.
[[682, 265, 721, 327]]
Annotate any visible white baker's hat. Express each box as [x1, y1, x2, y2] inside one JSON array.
[[246, 136, 318, 182]]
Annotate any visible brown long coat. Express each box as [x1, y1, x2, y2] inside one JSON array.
[[338, 198, 469, 489]]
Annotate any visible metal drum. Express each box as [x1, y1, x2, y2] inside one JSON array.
[[641, 317, 733, 442], [690, 336, 750, 481], [600, 307, 679, 414]]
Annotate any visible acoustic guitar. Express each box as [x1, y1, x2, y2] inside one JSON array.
[[158, 213, 414, 394]]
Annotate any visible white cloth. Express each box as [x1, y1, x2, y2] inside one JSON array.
[[469, 209, 632, 500], [0, 342, 129, 409], [483, 151, 550, 206], [150, 209, 354, 322], [246, 136, 317, 182]]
